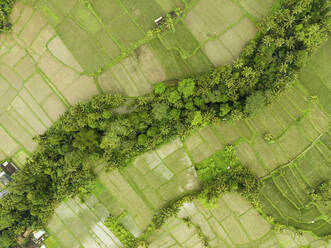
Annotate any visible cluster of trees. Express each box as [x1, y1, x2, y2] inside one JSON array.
[[117, 146, 259, 247], [0, 0, 15, 32], [0, 0, 330, 246], [182, 217, 210, 247], [195, 146, 262, 207], [310, 180, 331, 212], [104, 212, 139, 248]]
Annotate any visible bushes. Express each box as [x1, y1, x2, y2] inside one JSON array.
[[195, 146, 262, 207], [0, 0, 15, 32], [183, 217, 210, 247], [0, 0, 329, 246], [309, 180, 331, 210], [151, 194, 196, 229], [137, 146, 259, 244], [104, 213, 139, 248], [244, 91, 266, 116], [0, 231, 13, 248]]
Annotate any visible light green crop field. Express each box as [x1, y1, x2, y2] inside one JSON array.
[[0, 0, 330, 247]]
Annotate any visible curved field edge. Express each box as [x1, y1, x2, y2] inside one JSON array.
[[101, 136, 329, 247], [100, 74, 331, 246], [0, 0, 330, 247]]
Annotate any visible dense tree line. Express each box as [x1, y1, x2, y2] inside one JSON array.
[[104, 211, 139, 248], [0, 0, 330, 246], [309, 180, 331, 214], [195, 145, 262, 207], [141, 147, 261, 247]]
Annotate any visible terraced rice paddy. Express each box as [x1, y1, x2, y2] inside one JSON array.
[[43, 52, 331, 246], [0, 0, 330, 247]]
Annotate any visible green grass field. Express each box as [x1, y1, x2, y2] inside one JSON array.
[[0, 0, 330, 247]]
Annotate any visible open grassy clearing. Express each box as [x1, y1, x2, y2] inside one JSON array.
[[0, 0, 330, 247]]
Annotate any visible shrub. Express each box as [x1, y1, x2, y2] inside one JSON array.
[[219, 103, 231, 117], [104, 213, 138, 248], [195, 146, 262, 207], [245, 91, 266, 116], [0, 0, 15, 32]]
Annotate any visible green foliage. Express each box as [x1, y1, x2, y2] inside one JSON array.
[[183, 217, 210, 247], [142, 146, 260, 242], [264, 133, 275, 143], [178, 79, 195, 98], [150, 194, 196, 230], [138, 134, 148, 146], [195, 146, 236, 183], [72, 129, 100, 152], [309, 95, 318, 102], [0, 215, 14, 231], [152, 102, 169, 120], [166, 89, 181, 105], [0, 0, 15, 32], [104, 213, 139, 248], [191, 111, 203, 126], [195, 146, 262, 207], [315, 180, 331, 201], [0, 231, 13, 248], [245, 91, 266, 115], [219, 103, 231, 117], [309, 180, 331, 213], [153, 82, 166, 95], [0, 0, 330, 245]]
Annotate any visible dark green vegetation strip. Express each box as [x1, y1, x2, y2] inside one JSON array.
[[310, 179, 331, 213], [0, 0, 330, 247], [104, 212, 139, 248], [182, 217, 211, 248], [145, 146, 261, 237], [0, 0, 15, 32]]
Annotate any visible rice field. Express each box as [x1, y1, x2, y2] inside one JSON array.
[[0, 0, 330, 247]]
